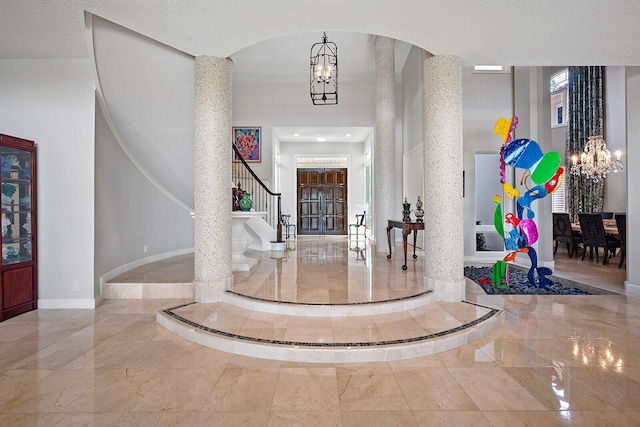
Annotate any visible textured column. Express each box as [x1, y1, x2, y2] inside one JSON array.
[[194, 56, 234, 302], [374, 36, 396, 253], [423, 56, 465, 302]]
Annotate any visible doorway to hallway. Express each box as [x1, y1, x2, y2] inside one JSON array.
[[297, 168, 347, 235]]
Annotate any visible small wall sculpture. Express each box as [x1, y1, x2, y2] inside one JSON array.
[[491, 117, 565, 288]]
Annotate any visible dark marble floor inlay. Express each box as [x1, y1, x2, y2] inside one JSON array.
[[225, 289, 432, 306], [161, 300, 500, 348]]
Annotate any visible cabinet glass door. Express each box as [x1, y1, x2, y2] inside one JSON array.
[[1, 147, 33, 266]]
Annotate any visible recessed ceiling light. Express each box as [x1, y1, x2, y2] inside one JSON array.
[[294, 133, 299, 137], [346, 134, 351, 137], [316, 137, 326, 142]]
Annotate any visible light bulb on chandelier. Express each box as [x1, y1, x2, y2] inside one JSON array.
[[570, 135, 624, 183]]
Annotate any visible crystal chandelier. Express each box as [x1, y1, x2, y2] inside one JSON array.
[[310, 32, 338, 105], [570, 135, 623, 182]]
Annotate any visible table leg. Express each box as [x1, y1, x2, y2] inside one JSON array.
[[386, 225, 393, 259], [402, 228, 410, 270], [413, 229, 418, 258]]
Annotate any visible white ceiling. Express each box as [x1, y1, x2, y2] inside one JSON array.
[[2, 1, 640, 65], [274, 127, 372, 144], [4, 1, 640, 144], [232, 32, 377, 81]]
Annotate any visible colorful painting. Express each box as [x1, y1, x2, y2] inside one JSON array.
[[233, 127, 261, 162]]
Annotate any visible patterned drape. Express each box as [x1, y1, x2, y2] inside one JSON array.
[[566, 66, 605, 222]]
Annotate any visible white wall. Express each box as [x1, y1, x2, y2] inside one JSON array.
[[94, 104, 194, 290], [232, 78, 376, 180], [89, 16, 197, 299], [0, 59, 95, 305], [91, 15, 195, 210], [400, 46, 425, 244], [462, 67, 513, 259], [402, 46, 424, 155], [625, 67, 640, 292], [232, 54, 376, 228], [604, 66, 628, 212], [513, 67, 553, 268], [280, 140, 366, 226]]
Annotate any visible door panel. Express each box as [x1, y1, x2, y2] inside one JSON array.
[[297, 168, 347, 235]]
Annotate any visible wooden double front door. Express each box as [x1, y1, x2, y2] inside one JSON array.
[[297, 168, 347, 235]]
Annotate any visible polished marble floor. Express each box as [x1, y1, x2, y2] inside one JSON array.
[[232, 237, 427, 304], [1, 237, 639, 425]]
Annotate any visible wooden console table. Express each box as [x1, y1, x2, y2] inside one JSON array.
[[386, 219, 424, 270]]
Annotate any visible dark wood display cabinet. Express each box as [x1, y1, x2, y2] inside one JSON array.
[[0, 134, 37, 322]]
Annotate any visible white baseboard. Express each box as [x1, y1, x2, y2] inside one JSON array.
[[625, 281, 640, 296], [38, 299, 97, 309]]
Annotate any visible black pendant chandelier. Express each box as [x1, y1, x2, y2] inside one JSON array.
[[310, 32, 338, 105]]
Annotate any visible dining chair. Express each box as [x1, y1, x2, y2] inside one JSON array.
[[348, 211, 366, 241], [615, 213, 626, 268], [281, 214, 296, 239], [597, 211, 614, 219], [578, 213, 621, 265], [553, 212, 582, 258]]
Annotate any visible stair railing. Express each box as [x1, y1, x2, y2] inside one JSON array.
[[232, 143, 283, 243]]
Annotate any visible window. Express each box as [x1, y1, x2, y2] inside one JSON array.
[[550, 69, 568, 213], [552, 176, 567, 213], [551, 69, 568, 127]]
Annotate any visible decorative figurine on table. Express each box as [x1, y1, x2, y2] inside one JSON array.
[[414, 196, 424, 223], [239, 192, 253, 211], [232, 182, 244, 211], [402, 197, 411, 222]]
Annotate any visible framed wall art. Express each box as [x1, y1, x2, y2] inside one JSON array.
[[232, 126, 261, 163]]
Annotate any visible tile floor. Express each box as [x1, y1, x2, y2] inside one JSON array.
[[1, 237, 638, 425]]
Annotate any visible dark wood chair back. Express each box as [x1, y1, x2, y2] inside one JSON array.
[[579, 213, 608, 246], [553, 212, 582, 257], [578, 213, 620, 265], [615, 213, 626, 268], [553, 213, 573, 241], [615, 214, 626, 246]]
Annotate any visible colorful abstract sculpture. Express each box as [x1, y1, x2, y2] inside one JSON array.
[[491, 260, 509, 289], [490, 117, 564, 288]]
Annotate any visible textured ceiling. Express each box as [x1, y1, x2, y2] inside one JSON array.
[[2, 1, 640, 65]]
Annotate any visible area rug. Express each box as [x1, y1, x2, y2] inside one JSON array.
[[464, 266, 591, 295]]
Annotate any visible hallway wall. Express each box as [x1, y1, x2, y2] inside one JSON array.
[[461, 67, 513, 260], [90, 16, 196, 298], [94, 104, 194, 293], [279, 140, 367, 231], [0, 59, 96, 305]]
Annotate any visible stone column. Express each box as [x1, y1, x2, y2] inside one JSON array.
[[374, 36, 396, 253], [423, 56, 465, 302], [194, 56, 234, 302]]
